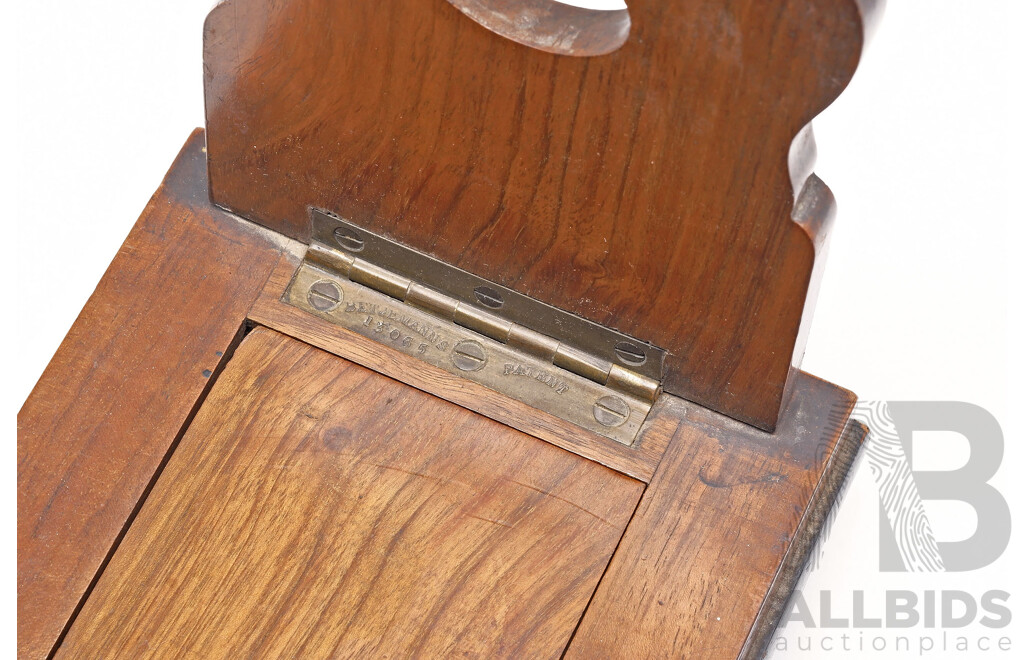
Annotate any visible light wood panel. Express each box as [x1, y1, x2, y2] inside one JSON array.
[[56, 327, 644, 659], [16, 130, 286, 659]]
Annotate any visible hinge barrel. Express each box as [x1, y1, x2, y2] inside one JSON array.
[[283, 209, 666, 445]]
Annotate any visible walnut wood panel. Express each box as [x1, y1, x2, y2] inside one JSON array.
[[249, 255, 670, 482], [203, 0, 880, 431], [56, 328, 644, 659], [566, 372, 862, 659], [16, 131, 286, 659]]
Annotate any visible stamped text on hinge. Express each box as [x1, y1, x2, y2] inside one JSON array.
[[283, 209, 666, 446]]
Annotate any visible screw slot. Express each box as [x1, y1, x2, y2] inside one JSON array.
[[308, 280, 342, 311], [334, 226, 365, 252], [593, 395, 630, 427], [614, 341, 647, 366], [473, 286, 504, 309], [452, 340, 487, 372]]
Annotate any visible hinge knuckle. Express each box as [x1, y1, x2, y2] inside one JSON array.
[[553, 346, 612, 385], [507, 326, 560, 362], [350, 260, 412, 300], [453, 302, 513, 343], [307, 242, 354, 275], [406, 284, 458, 320], [607, 365, 662, 402]]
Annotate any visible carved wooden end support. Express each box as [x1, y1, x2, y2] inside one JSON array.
[[203, 0, 882, 431]]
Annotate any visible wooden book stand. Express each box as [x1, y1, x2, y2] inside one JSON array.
[[18, 1, 881, 657]]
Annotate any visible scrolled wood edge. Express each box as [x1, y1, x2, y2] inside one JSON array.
[[788, 0, 884, 246], [781, 0, 885, 424]]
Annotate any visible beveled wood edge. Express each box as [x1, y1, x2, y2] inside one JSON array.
[[738, 417, 868, 659], [248, 254, 671, 483]]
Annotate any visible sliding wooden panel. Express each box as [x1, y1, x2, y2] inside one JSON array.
[[57, 327, 643, 658], [17, 130, 286, 659]]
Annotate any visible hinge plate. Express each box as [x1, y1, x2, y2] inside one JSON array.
[[282, 210, 665, 446]]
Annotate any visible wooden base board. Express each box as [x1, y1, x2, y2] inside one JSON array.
[[19, 131, 865, 659]]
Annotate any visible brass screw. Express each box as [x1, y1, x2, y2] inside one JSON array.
[[308, 281, 342, 311], [593, 395, 630, 427], [473, 286, 504, 309], [614, 341, 647, 366], [334, 226, 365, 252], [452, 340, 487, 372]]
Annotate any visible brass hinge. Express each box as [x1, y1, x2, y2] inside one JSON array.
[[283, 209, 665, 445]]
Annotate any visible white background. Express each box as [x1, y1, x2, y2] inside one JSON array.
[[2, 1, 1022, 656]]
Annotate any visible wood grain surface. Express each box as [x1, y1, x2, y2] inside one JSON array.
[[203, 0, 881, 430], [16, 131, 286, 659], [56, 327, 644, 659], [566, 371, 861, 659], [249, 255, 670, 483]]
